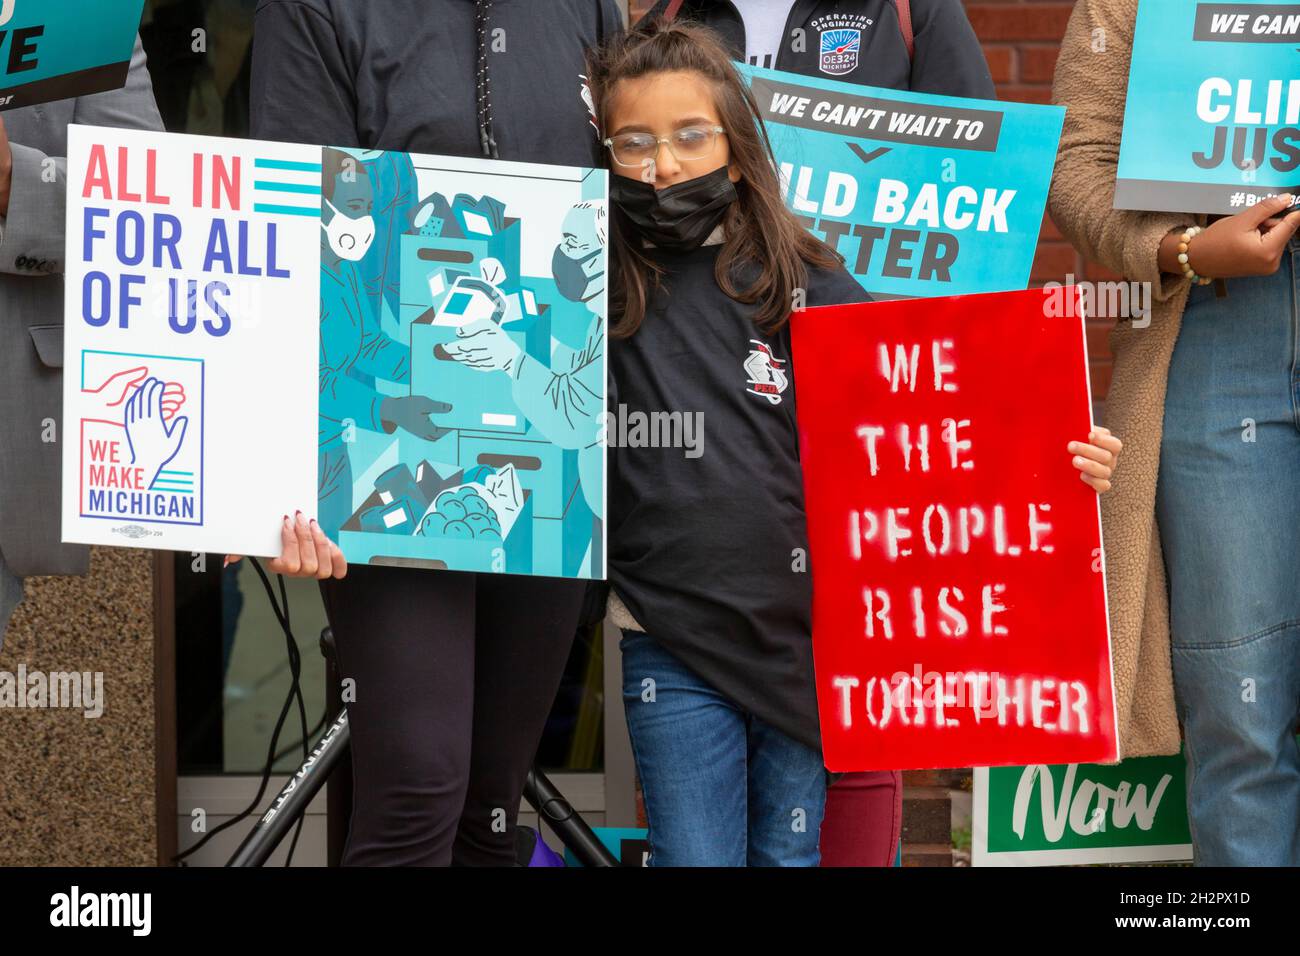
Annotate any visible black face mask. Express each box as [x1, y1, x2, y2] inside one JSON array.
[[552, 245, 604, 303], [610, 166, 738, 253]]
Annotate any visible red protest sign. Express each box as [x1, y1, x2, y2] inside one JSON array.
[[791, 287, 1118, 772]]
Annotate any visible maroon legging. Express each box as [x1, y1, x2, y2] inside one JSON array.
[[819, 771, 904, 867]]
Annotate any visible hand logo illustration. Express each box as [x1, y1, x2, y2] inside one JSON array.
[[86, 366, 186, 420], [122, 376, 190, 491], [85, 365, 148, 405]]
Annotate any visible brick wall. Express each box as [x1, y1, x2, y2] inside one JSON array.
[[966, 1, 1114, 400], [625, 0, 1113, 399]]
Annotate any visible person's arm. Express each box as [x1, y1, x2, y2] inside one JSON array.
[[319, 282, 406, 432], [250, 0, 359, 146], [353, 322, 411, 384], [1047, 0, 1191, 305], [908, 0, 997, 99], [320, 276, 455, 440], [319, 336, 386, 434], [362, 155, 419, 326], [0, 35, 161, 275], [1050, 1, 1300, 296], [320, 272, 389, 431], [511, 314, 605, 450], [321, 334, 438, 438]]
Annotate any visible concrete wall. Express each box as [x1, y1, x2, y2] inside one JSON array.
[[0, 547, 155, 865]]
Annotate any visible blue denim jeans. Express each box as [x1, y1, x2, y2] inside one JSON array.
[[619, 630, 827, 866], [1157, 238, 1300, 866]]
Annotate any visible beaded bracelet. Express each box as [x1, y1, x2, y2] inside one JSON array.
[[1177, 226, 1214, 286]]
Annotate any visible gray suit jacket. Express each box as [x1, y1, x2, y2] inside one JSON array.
[[0, 38, 163, 578]]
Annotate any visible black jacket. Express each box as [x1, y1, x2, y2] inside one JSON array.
[[251, 0, 623, 164], [609, 246, 869, 753], [639, 0, 995, 99]]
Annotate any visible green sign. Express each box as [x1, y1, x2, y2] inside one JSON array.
[[973, 753, 1192, 866]]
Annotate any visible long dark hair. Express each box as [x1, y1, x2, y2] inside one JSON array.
[[587, 19, 843, 339]]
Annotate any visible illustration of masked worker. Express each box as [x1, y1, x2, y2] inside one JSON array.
[[441, 200, 608, 525], [319, 147, 453, 538], [351, 148, 420, 330]]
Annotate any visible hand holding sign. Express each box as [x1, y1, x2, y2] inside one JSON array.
[[1156, 194, 1300, 279], [225, 512, 348, 580], [1115, 0, 1300, 215], [1068, 427, 1122, 494]]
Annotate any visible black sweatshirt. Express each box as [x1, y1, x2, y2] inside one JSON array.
[[639, 0, 996, 99], [250, 0, 623, 162], [608, 245, 868, 754]]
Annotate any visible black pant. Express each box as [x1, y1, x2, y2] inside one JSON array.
[[319, 567, 585, 866]]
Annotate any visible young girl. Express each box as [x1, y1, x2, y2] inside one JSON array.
[[648, 0, 998, 872], [590, 18, 1123, 866]]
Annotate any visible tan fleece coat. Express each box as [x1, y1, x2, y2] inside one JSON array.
[[1049, 0, 1200, 758]]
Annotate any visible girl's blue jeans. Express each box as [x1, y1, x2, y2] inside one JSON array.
[[619, 629, 826, 866]]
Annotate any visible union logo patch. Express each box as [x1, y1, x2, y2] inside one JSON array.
[[819, 28, 861, 76]]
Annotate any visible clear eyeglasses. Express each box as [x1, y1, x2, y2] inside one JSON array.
[[603, 125, 726, 167]]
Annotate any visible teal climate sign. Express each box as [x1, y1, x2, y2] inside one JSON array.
[[0, 0, 146, 111], [1116, 0, 1300, 213]]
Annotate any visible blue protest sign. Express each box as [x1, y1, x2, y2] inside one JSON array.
[[738, 63, 1064, 299], [1116, 0, 1300, 214], [0, 0, 146, 111]]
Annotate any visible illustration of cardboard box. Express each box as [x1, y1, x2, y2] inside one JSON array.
[[339, 464, 534, 574], [410, 306, 551, 435]]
